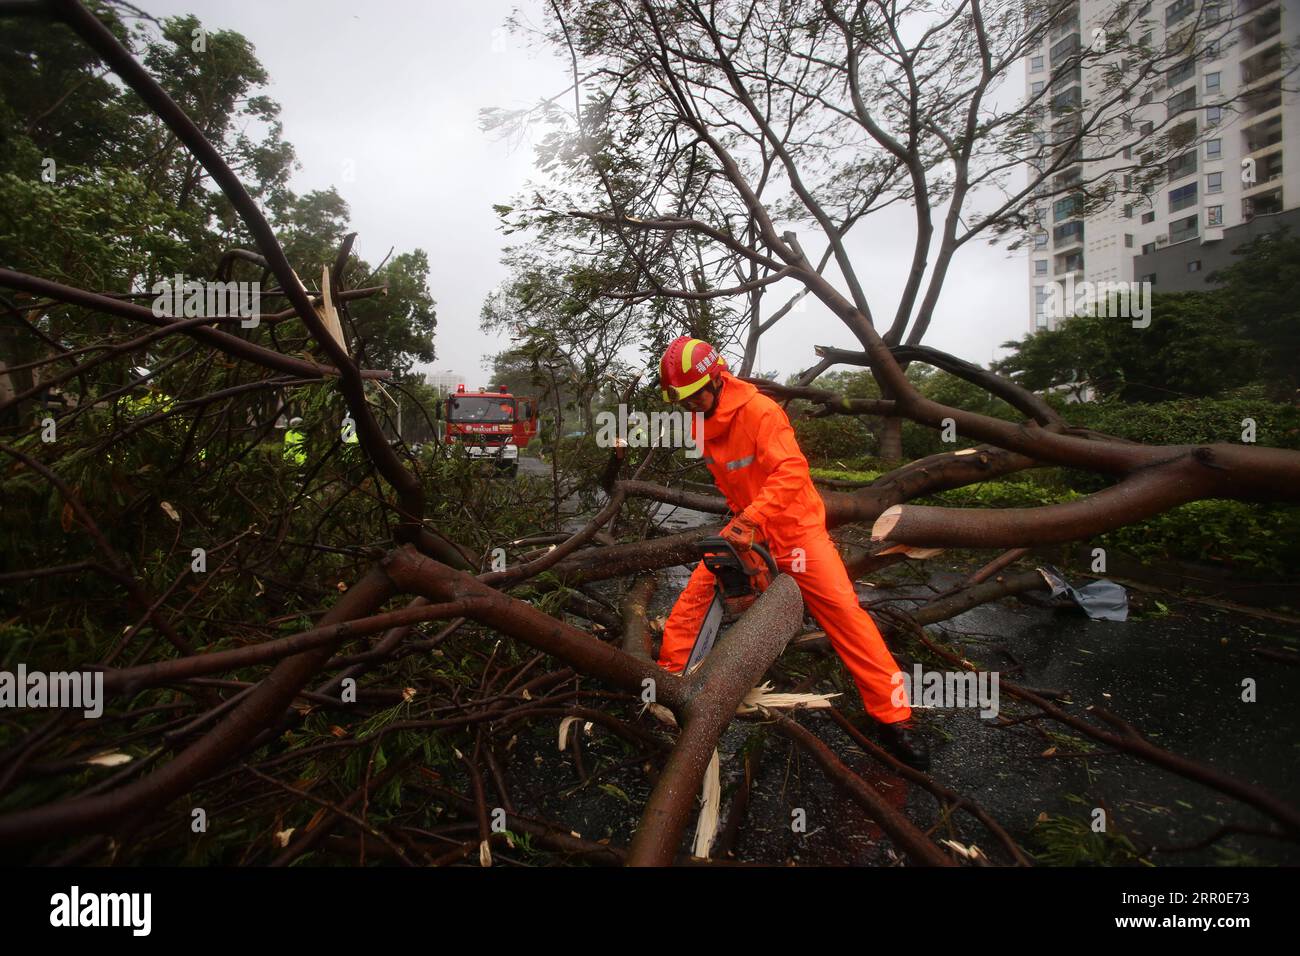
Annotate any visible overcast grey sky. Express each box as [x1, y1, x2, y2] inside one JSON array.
[[143, 0, 1030, 382]]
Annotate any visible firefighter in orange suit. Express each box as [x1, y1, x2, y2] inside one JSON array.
[[657, 335, 929, 769]]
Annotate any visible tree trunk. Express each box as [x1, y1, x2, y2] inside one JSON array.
[[877, 415, 903, 462]]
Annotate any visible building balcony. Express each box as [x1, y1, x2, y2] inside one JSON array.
[[1241, 66, 1283, 94], [1241, 82, 1282, 122], [1051, 87, 1081, 117], [1241, 44, 1283, 84], [1242, 157, 1285, 197], [1244, 138, 1284, 166], [1049, 32, 1080, 67], [1053, 219, 1084, 251], [1243, 188, 1284, 221], [1049, 7, 1079, 42], [1240, 7, 1282, 52], [1241, 104, 1285, 138]]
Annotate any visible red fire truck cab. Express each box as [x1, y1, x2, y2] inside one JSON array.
[[442, 384, 539, 476]]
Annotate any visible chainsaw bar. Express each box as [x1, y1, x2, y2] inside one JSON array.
[[683, 537, 776, 675]]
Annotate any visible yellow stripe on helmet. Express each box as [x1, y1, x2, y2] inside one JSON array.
[[681, 338, 705, 374]]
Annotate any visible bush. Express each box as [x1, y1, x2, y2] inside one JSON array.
[[1100, 499, 1300, 578], [792, 415, 874, 460], [913, 477, 1300, 577], [1059, 396, 1300, 450]]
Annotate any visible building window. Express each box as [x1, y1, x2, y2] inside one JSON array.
[[1207, 205, 1223, 226], [1167, 58, 1195, 88], [1142, 210, 1156, 224], [1205, 72, 1220, 93], [1205, 3, 1221, 24], [1206, 171, 1222, 194], [1052, 86, 1081, 114], [1053, 195, 1081, 222], [1169, 118, 1197, 148], [1034, 285, 1051, 328], [1054, 220, 1085, 245], [1123, 145, 1132, 159], [1168, 149, 1197, 181], [1169, 182, 1198, 212], [1188, 259, 1202, 272], [1206, 106, 1221, 126], [1125, 233, 1134, 248], [1140, 121, 1154, 137], [1031, 55, 1044, 72], [1034, 232, 1048, 249], [1205, 39, 1219, 60], [1138, 1, 1152, 14], [1166, 0, 1193, 27], [1141, 273, 1157, 286], [1031, 80, 1045, 96], [1034, 259, 1048, 276], [1059, 251, 1084, 274], [1141, 241, 1156, 254], [1206, 138, 1221, 159], [1124, 203, 1134, 218], [1167, 87, 1196, 116], [1169, 213, 1199, 244], [1140, 89, 1154, 105]]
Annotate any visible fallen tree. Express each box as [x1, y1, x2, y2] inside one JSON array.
[[1, 0, 1298, 867]]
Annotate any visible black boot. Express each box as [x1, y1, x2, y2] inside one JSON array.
[[877, 719, 931, 771]]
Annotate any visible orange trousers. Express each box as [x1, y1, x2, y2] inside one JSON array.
[[658, 531, 912, 724]]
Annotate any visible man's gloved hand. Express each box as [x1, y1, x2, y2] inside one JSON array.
[[720, 512, 761, 552]]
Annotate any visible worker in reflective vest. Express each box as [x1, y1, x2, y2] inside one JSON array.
[[657, 336, 929, 769]]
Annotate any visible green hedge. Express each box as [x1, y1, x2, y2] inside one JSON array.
[[1058, 397, 1300, 449]]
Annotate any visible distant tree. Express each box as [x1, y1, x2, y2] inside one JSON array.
[[1208, 229, 1300, 402], [994, 292, 1259, 403]]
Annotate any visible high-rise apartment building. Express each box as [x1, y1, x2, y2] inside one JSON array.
[[1025, 0, 1298, 330], [424, 370, 462, 395]]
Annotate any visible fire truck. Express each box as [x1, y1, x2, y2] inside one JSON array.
[[441, 384, 539, 477]]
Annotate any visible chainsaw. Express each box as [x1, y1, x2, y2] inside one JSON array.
[[683, 536, 778, 675]]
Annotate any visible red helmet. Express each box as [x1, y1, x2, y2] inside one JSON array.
[[660, 335, 727, 402]]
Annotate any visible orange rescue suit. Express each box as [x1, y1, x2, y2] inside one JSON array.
[[659, 371, 911, 724]]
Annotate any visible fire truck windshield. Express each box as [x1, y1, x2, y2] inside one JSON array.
[[449, 395, 514, 423]]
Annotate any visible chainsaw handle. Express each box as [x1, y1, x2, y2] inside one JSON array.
[[697, 536, 778, 578]]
